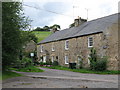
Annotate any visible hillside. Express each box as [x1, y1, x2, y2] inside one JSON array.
[[32, 31, 52, 43]]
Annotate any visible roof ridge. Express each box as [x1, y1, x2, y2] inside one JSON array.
[[38, 13, 118, 44]]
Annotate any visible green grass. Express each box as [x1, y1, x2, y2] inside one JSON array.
[[2, 70, 23, 80], [11, 66, 44, 72], [41, 65, 120, 75], [32, 31, 52, 42]]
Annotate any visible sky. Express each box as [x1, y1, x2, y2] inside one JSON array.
[[22, 0, 119, 30]]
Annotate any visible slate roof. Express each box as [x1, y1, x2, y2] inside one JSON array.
[[38, 13, 119, 44]]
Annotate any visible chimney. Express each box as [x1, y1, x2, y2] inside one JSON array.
[[74, 16, 87, 27], [51, 28, 59, 33]]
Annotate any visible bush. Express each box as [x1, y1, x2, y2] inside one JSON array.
[[46, 60, 52, 65], [89, 48, 108, 71], [39, 62, 45, 66], [94, 57, 107, 71], [52, 61, 59, 66], [89, 47, 97, 70], [34, 60, 40, 65], [21, 57, 33, 68]]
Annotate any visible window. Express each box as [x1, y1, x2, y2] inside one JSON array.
[[40, 45, 43, 52], [88, 37, 93, 47], [65, 40, 69, 50], [52, 44, 55, 51], [65, 55, 69, 64]]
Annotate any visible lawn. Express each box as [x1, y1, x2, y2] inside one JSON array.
[[32, 31, 52, 43], [41, 65, 120, 75], [2, 71, 23, 80], [11, 66, 44, 72], [3, 66, 44, 80]]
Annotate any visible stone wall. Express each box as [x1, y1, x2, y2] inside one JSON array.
[[102, 23, 118, 70], [24, 40, 37, 53], [37, 23, 118, 70]]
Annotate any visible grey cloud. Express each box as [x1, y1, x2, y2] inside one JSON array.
[[23, 1, 72, 28]]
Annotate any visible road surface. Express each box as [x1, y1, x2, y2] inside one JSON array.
[[2, 67, 119, 88]]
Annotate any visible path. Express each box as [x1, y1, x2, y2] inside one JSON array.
[[2, 67, 119, 88]]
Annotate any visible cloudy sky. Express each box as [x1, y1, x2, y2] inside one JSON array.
[[22, 0, 119, 30]]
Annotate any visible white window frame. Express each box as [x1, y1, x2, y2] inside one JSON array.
[[65, 40, 69, 50], [40, 45, 43, 52], [52, 43, 55, 51], [88, 37, 93, 47], [65, 55, 69, 64]]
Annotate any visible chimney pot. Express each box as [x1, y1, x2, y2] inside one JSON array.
[[74, 16, 87, 27]]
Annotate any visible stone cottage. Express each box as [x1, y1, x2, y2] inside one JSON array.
[[24, 40, 37, 53], [37, 13, 119, 70]]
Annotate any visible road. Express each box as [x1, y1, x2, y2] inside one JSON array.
[[2, 67, 119, 88]]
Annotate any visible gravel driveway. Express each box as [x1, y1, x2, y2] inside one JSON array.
[[2, 67, 119, 88]]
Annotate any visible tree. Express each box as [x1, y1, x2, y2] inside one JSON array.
[[69, 22, 75, 28], [2, 2, 30, 69], [50, 24, 61, 30], [33, 27, 43, 31], [27, 31, 38, 43], [43, 26, 50, 31]]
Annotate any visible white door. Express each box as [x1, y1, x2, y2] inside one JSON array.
[[43, 56, 46, 63], [78, 56, 82, 65], [51, 56, 54, 63]]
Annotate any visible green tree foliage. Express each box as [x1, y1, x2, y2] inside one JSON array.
[[33, 26, 50, 31], [2, 2, 30, 69], [89, 47, 107, 71], [43, 26, 50, 31], [50, 24, 61, 30], [23, 31, 38, 43], [33, 24, 61, 31], [69, 22, 75, 28]]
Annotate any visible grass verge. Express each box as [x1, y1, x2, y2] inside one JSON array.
[[11, 66, 44, 72], [32, 31, 51, 42], [41, 65, 120, 75], [2, 70, 22, 80]]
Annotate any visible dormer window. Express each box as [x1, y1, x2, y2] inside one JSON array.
[[40, 45, 43, 52], [65, 40, 69, 50], [88, 37, 93, 47], [52, 43, 55, 51]]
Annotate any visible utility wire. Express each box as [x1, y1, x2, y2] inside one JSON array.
[[23, 4, 73, 18]]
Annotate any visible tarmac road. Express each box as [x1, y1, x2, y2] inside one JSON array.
[[2, 67, 119, 88]]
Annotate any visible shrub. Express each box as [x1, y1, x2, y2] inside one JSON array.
[[21, 57, 33, 67], [52, 61, 59, 66], [89, 48, 108, 71], [39, 62, 44, 66], [94, 57, 107, 71], [89, 47, 97, 70], [34, 60, 40, 65], [76, 59, 83, 69], [46, 60, 52, 65]]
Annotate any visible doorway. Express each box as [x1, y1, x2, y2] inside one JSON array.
[[43, 56, 46, 63]]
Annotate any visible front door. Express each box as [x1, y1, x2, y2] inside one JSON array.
[[78, 56, 82, 66], [43, 56, 46, 63]]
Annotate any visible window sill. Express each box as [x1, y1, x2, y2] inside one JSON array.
[[65, 48, 69, 50], [88, 46, 93, 48], [65, 63, 69, 64]]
